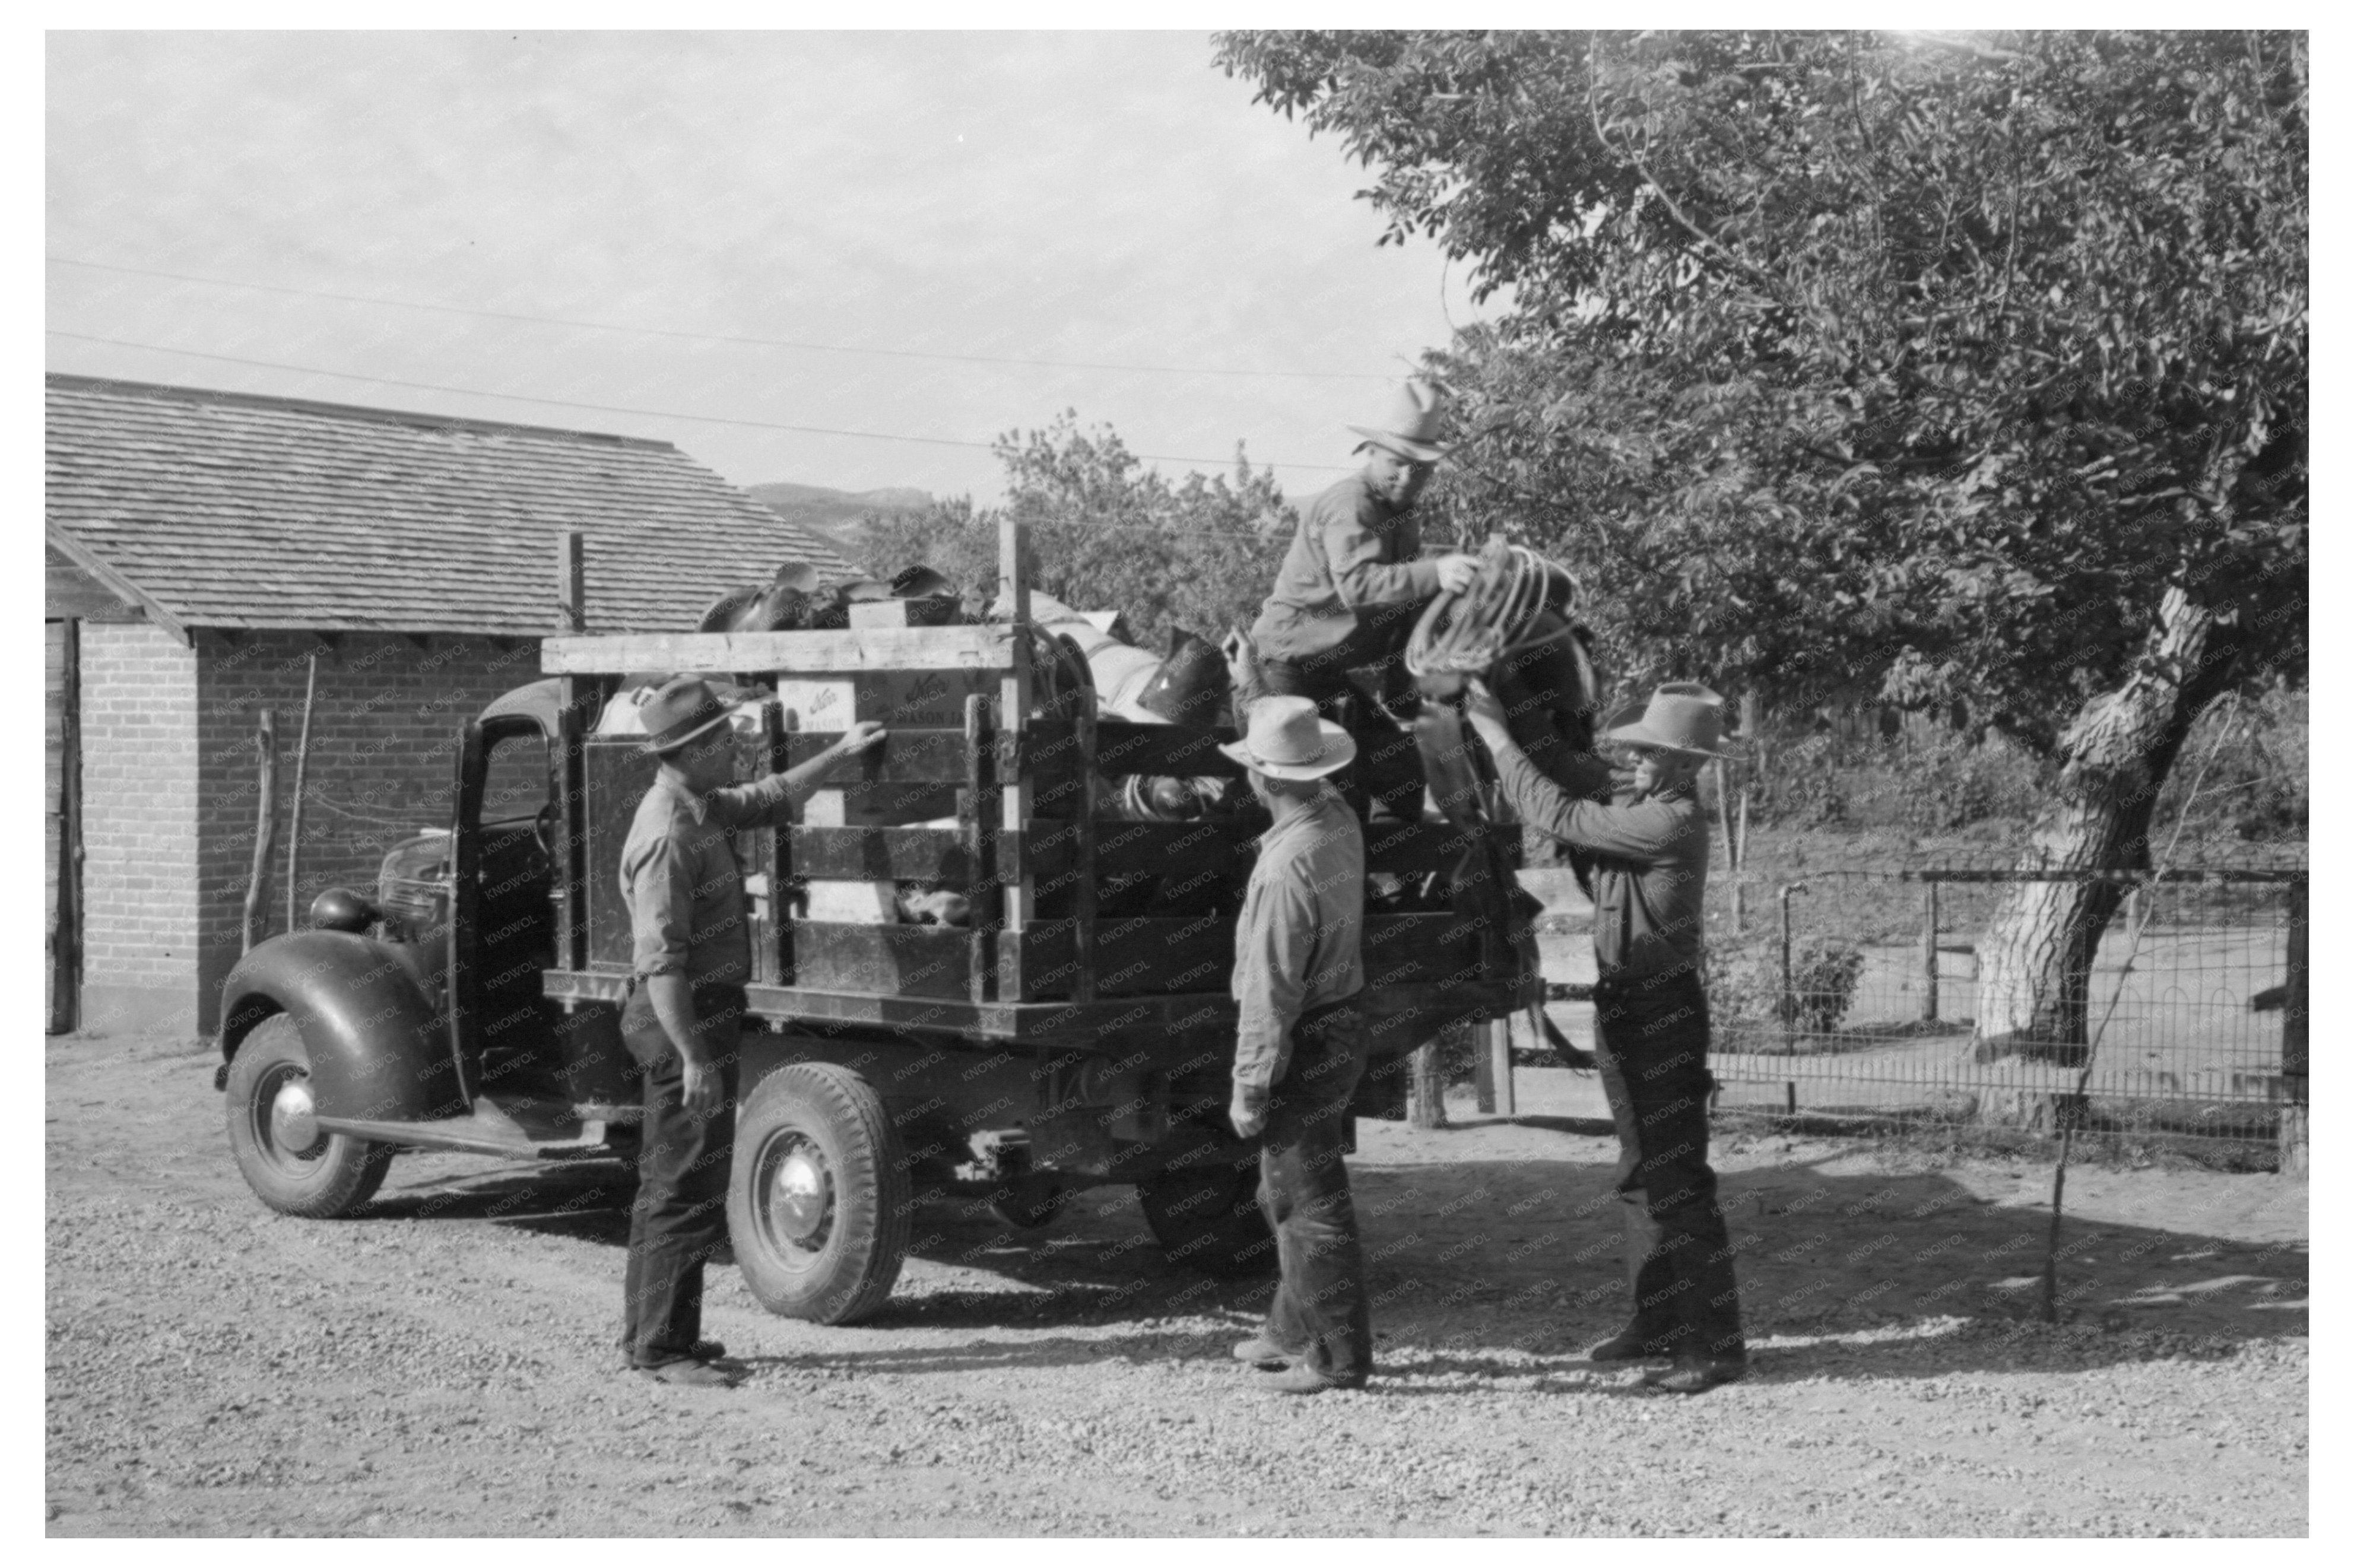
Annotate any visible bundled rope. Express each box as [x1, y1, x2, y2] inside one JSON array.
[[1404, 538, 1582, 678]]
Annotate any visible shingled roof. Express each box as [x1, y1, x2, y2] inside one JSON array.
[[45, 374, 861, 637]]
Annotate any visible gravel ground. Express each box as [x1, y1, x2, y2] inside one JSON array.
[[47, 1028, 2307, 1537]]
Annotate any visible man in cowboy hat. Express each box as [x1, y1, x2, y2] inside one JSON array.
[[1247, 379, 1483, 813], [1462, 680, 1750, 1394], [616, 675, 884, 1386], [1220, 696, 1373, 1395]]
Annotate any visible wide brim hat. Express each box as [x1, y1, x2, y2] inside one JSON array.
[[639, 675, 735, 756], [1601, 681, 1741, 760], [1348, 376, 1450, 464], [1219, 694, 1357, 780]]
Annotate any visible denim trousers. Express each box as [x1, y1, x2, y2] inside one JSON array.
[[617, 980, 744, 1367], [1258, 999, 1373, 1384], [1590, 969, 1746, 1360]]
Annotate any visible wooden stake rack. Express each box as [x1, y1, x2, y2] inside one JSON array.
[[539, 520, 1540, 1050]]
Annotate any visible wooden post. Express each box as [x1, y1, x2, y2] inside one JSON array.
[[1921, 880, 1941, 1023], [1780, 882, 1804, 1049], [2280, 879, 2308, 1175], [553, 531, 588, 968], [963, 694, 996, 1005], [1409, 1039, 1448, 1129], [556, 529, 585, 634], [48, 619, 83, 1034], [995, 515, 1034, 1000], [283, 651, 319, 933], [1071, 684, 1099, 1004], [1731, 787, 1750, 935], [1484, 1018, 1514, 1116], [1473, 1019, 1496, 1114], [244, 710, 278, 953]]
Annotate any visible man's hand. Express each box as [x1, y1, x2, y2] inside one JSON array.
[[1229, 1086, 1268, 1140], [680, 1053, 727, 1119], [1435, 554, 1481, 595], [1461, 677, 1509, 734], [835, 720, 887, 757]]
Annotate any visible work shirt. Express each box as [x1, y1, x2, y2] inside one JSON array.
[[1488, 737, 1710, 983], [620, 769, 798, 988], [1232, 785, 1367, 1093], [1250, 471, 1439, 671]]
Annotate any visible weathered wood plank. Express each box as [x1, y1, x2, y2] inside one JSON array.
[[1020, 914, 1233, 1000], [792, 921, 976, 999], [792, 826, 979, 883], [1090, 719, 1248, 779], [785, 727, 970, 783], [543, 626, 1016, 675]]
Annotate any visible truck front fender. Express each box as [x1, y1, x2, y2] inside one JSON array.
[[218, 932, 461, 1123]]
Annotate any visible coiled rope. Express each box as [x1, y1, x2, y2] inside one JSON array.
[[1404, 539, 1582, 678]]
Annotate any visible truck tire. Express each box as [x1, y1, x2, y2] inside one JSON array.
[[729, 1063, 910, 1325], [224, 1015, 392, 1218], [1137, 1157, 1276, 1278]]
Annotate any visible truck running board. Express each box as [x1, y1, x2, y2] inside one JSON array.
[[313, 1107, 621, 1161]]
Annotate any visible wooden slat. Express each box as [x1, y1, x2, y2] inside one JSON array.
[[542, 625, 1016, 675], [791, 826, 980, 883], [1363, 820, 1524, 876], [783, 726, 970, 783], [792, 921, 975, 1000], [1090, 719, 1247, 779], [1021, 915, 1235, 999]]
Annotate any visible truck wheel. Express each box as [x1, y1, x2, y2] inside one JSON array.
[[1137, 1157, 1276, 1278], [224, 1015, 392, 1218], [729, 1064, 910, 1325]]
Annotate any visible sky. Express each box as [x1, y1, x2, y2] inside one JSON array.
[[46, 30, 1493, 504]]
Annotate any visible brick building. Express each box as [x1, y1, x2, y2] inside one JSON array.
[[45, 373, 855, 1037]]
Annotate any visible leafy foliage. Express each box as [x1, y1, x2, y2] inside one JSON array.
[[855, 412, 1294, 652], [1216, 30, 2308, 749]]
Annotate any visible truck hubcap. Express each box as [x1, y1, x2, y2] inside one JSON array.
[[265, 1072, 323, 1160], [769, 1138, 833, 1249]]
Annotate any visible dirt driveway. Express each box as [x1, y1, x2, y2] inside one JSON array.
[[47, 1029, 2307, 1537]]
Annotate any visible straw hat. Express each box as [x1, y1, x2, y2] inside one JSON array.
[[1218, 695, 1356, 780], [1601, 682, 1740, 760]]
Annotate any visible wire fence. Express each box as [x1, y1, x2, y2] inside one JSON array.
[[1532, 851, 2307, 1154]]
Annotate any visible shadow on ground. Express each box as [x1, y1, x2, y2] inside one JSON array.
[[354, 1138, 2305, 1385]]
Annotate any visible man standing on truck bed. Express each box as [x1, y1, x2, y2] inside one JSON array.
[[1222, 696, 1373, 1395], [618, 676, 884, 1387], [1245, 379, 1481, 815], [1463, 678, 1750, 1394]]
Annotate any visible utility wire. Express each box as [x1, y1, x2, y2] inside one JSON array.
[[46, 328, 1357, 474], [49, 254, 1399, 383]]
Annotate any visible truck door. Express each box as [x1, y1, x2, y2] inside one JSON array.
[[449, 714, 560, 1102]]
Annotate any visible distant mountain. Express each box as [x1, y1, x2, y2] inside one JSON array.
[[745, 481, 935, 564]]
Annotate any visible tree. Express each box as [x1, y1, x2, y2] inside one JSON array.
[[857, 412, 1293, 655], [1217, 28, 2307, 1054]]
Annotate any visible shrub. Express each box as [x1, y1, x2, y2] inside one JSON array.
[[1705, 935, 1866, 1035]]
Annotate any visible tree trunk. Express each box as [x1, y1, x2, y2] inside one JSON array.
[[1974, 586, 2245, 1065]]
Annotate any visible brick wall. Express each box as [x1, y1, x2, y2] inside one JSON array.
[[191, 630, 546, 1025], [78, 621, 199, 1036]]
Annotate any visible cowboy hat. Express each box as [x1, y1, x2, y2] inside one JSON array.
[[1348, 377, 1449, 464], [1219, 695, 1357, 780], [1601, 681, 1741, 760], [639, 675, 735, 756]]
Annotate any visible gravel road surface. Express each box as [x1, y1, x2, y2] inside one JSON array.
[[47, 1029, 2307, 1536]]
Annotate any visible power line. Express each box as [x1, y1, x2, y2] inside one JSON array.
[[49, 254, 1400, 383], [45, 328, 1357, 473]]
